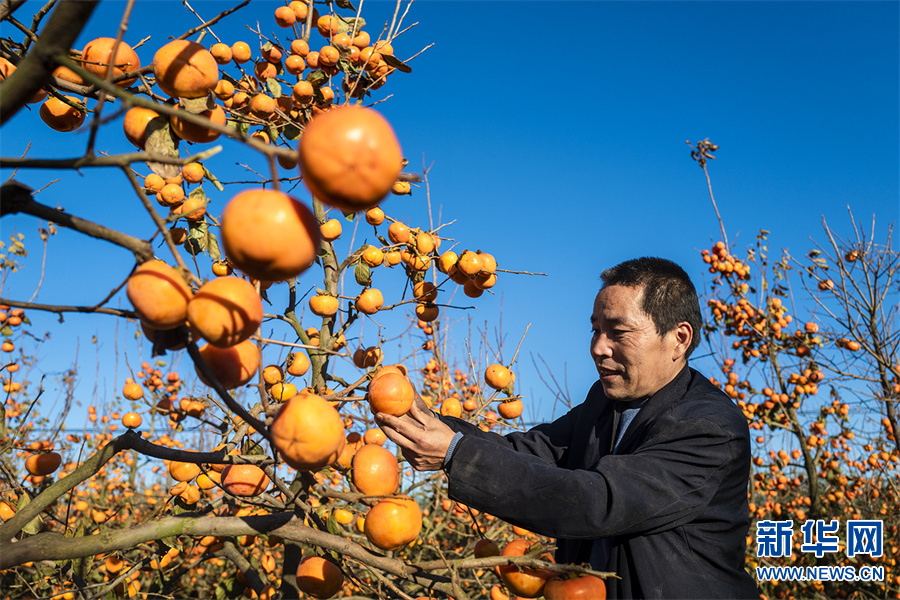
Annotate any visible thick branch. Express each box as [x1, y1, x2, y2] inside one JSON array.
[[0, 0, 99, 123], [0, 181, 153, 263]]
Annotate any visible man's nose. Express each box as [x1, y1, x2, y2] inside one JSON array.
[[591, 332, 612, 358]]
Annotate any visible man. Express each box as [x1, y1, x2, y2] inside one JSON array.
[[377, 257, 759, 599]]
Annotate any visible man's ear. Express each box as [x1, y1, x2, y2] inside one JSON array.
[[672, 321, 693, 362]]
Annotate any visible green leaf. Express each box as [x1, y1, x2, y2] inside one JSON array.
[[227, 119, 251, 137], [382, 53, 412, 74], [335, 0, 357, 10], [215, 586, 226, 600], [144, 117, 181, 180], [282, 123, 302, 141], [266, 78, 282, 98], [0, 324, 11, 337], [354, 262, 371, 286], [262, 41, 274, 53], [306, 70, 327, 86], [335, 14, 365, 32], [326, 511, 340, 536], [17, 494, 42, 535]]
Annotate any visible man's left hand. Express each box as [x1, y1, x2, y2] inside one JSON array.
[[375, 400, 456, 471]]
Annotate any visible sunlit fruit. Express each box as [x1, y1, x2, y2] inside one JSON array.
[[298, 105, 403, 211], [25, 452, 62, 476], [152, 39, 219, 98], [351, 444, 399, 496], [355, 288, 383, 314], [81, 37, 141, 86], [287, 351, 310, 376], [187, 276, 263, 347], [122, 106, 161, 148], [220, 189, 321, 282], [270, 393, 346, 470], [485, 364, 512, 390], [221, 464, 270, 497], [543, 574, 607, 600], [497, 539, 555, 598], [170, 105, 226, 144], [367, 372, 414, 416], [196, 339, 260, 390], [296, 556, 344, 599], [39, 95, 85, 132], [126, 260, 193, 329], [364, 495, 422, 550]]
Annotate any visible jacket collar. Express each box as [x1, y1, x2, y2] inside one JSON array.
[[609, 364, 692, 452]]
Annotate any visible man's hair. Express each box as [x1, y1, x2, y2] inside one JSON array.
[[600, 257, 702, 359]]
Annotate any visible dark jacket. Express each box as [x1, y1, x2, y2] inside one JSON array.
[[442, 366, 759, 599]]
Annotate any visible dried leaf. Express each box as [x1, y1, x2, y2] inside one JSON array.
[[144, 117, 180, 179], [382, 53, 411, 74], [354, 262, 371, 286], [266, 78, 282, 98], [179, 95, 215, 115]]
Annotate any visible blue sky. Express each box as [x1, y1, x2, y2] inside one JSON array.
[[1, 1, 898, 427]]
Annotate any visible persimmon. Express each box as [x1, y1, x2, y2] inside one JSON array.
[[25, 452, 62, 476], [170, 192, 207, 221], [367, 372, 414, 416], [362, 245, 384, 267], [413, 281, 437, 302], [158, 183, 185, 207], [298, 105, 403, 211], [269, 381, 298, 401], [364, 495, 422, 550], [440, 396, 462, 418], [0, 500, 15, 521], [39, 95, 85, 132], [122, 106, 161, 148], [353, 346, 382, 368], [291, 37, 310, 56], [274, 5, 297, 27], [220, 189, 321, 282], [126, 260, 193, 329], [365, 206, 385, 226], [356, 288, 383, 314], [387, 222, 410, 244], [457, 250, 484, 277], [196, 339, 260, 390], [221, 464, 270, 497], [231, 41, 252, 64], [474, 538, 500, 558], [287, 351, 310, 376], [210, 42, 232, 64], [363, 428, 387, 446], [270, 393, 346, 470], [485, 364, 512, 390], [81, 37, 140, 86], [372, 364, 408, 380], [144, 173, 165, 192], [415, 302, 439, 323], [52, 64, 85, 86], [543, 574, 607, 600], [187, 276, 263, 347], [320, 218, 343, 242], [285, 54, 306, 76], [263, 365, 284, 385], [152, 39, 219, 98], [498, 399, 524, 419], [497, 539, 555, 598], [391, 180, 411, 195], [296, 556, 344, 599], [292, 80, 315, 106], [123, 379, 144, 400], [309, 294, 339, 317], [351, 444, 399, 496], [170, 105, 226, 144], [122, 412, 142, 428], [167, 460, 201, 482], [181, 162, 205, 184], [317, 15, 339, 37], [435, 251, 457, 275]]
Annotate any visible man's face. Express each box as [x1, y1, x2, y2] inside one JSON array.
[[590, 285, 685, 401]]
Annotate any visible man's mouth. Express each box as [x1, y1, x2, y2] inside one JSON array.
[[598, 366, 621, 377]]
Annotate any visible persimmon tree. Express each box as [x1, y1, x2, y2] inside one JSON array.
[[0, 2, 595, 600], [689, 139, 900, 600]]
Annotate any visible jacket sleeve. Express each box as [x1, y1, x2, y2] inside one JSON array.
[[444, 403, 747, 540]]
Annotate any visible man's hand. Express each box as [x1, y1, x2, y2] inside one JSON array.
[[376, 399, 456, 471]]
